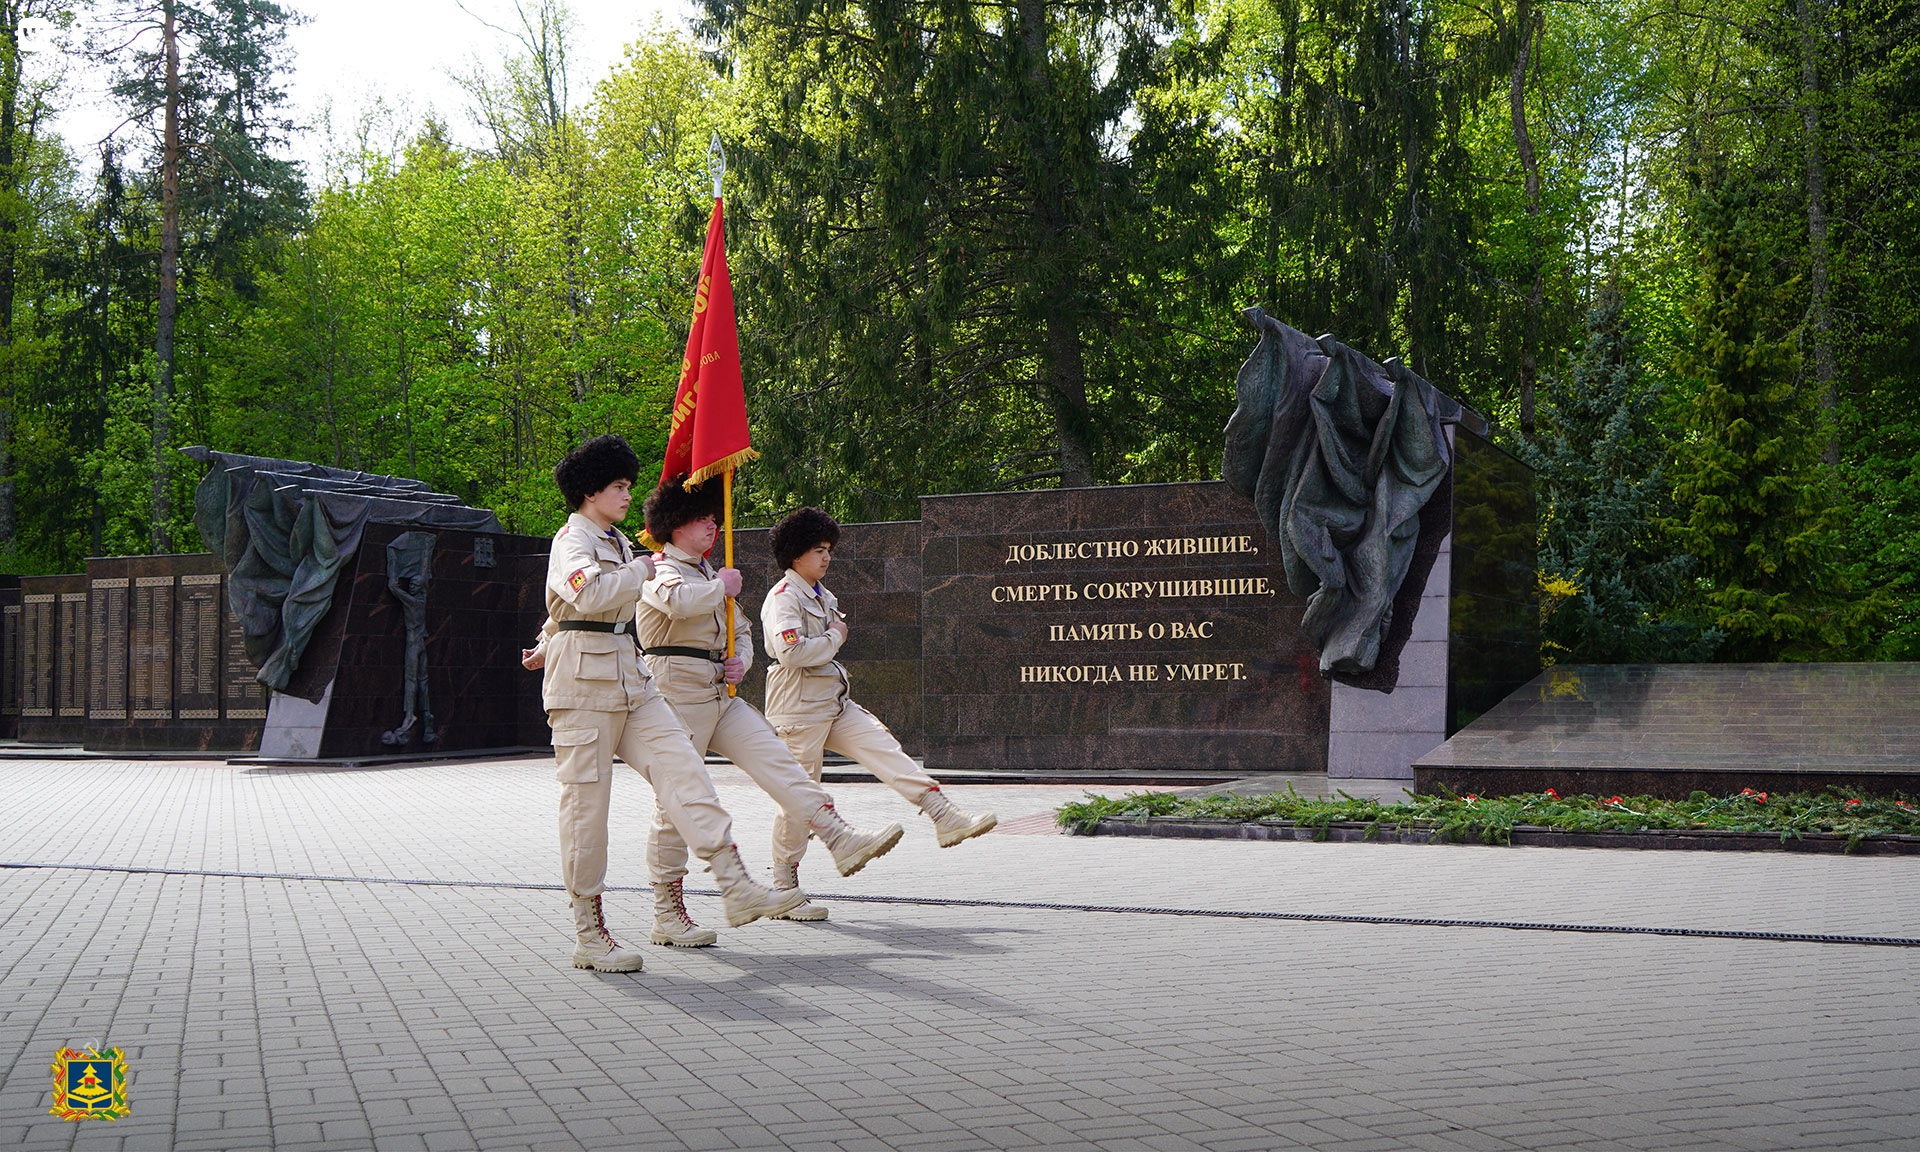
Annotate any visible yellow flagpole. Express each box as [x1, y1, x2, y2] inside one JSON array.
[[723, 466, 737, 698]]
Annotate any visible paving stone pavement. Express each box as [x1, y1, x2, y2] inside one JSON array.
[[2, 755, 1918, 1151]]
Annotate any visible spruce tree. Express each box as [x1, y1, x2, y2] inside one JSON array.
[[1666, 172, 1862, 660], [1525, 284, 1717, 662]]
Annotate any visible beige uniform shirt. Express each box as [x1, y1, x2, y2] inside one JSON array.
[[638, 544, 755, 705], [760, 570, 850, 727], [539, 513, 657, 712]]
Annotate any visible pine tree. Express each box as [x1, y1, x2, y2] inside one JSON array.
[[1525, 284, 1717, 662], [1666, 171, 1864, 660], [98, 0, 304, 551]]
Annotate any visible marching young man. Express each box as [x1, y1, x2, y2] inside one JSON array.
[[759, 508, 997, 919], [525, 436, 803, 971], [635, 475, 904, 944]]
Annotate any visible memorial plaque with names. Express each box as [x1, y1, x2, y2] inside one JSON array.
[[920, 482, 1331, 774], [131, 576, 174, 719], [21, 595, 51, 716], [57, 594, 86, 717], [88, 578, 130, 719], [176, 575, 222, 718], [223, 605, 268, 719], [2, 603, 18, 718]]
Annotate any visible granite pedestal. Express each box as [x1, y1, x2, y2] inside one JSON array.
[[1415, 663, 1920, 799]]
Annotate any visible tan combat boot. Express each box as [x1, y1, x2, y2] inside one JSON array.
[[649, 879, 719, 947], [769, 860, 829, 921], [708, 845, 807, 927], [919, 786, 998, 847], [807, 804, 904, 877], [570, 894, 644, 972]]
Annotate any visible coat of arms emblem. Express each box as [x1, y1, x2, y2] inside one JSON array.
[[50, 1046, 129, 1121]]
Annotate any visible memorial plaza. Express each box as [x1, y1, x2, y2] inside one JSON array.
[[3, 753, 1917, 1151]]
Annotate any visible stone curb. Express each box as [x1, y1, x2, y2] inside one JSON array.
[[1083, 816, 1920, 855]]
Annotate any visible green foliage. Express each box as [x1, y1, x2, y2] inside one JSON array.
[[704, 0, 1242, 519], [1827, 0, 1920, 657], [1666, 171, 1872, 659], [1057, 786, 1920, 850], [0, 0, 1908, 665], [206, 28, 726, 537], [1524, 285, 1718, 661]]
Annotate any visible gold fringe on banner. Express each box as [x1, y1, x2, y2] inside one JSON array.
[[636, 448, 758, 552], [687, 447, 759, 490]]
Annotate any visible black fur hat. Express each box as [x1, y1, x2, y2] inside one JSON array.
[[553, 435, 641, 510], [643, 474, 725, 545], [771, 507, 841, 571]]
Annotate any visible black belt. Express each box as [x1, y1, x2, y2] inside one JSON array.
[[555, 620, 634, 634], [644, 644, 726, 662]]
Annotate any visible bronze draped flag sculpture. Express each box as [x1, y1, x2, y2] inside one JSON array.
[[1223, 307, 1476, 680], [185, 447, 502, 699]]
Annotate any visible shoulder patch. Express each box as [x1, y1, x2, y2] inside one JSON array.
[[567, 568, 590, 593], [556, 524, 569, 537], [772, 581, 787, 594], [780, 628, 800, 645]]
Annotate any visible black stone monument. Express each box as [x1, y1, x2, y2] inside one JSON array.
[[919, 482, 1329, 774]]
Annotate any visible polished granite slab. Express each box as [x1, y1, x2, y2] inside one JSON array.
[[1415, 662, 1920, 797], [919, 482, 1332, 774]]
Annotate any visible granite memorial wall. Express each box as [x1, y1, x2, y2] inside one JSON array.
[[16, 573, 88, 744], [0, 576, 19, 740], [724, 455, 1532, 780], [3, 465, 1531, 776], [81, 554, 270, 752], [6, 558, 273, 750], [256, 523, 550, 759], [920, 482, 1330, 774], [2, 535, 548, 756], [1445, 426, 1541, 733]]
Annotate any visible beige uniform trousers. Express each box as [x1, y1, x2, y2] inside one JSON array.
[[770, 702, 936, 866], [553, 698, 736, 898], [647, 694, 836, 883]]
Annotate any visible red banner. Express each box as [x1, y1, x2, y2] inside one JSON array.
[[660, 198, 757, 488]]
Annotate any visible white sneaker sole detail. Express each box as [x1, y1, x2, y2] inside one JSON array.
[[936, 813, 999, 848], [572, 950, 644, 972], [726, 885, 808, 927], [773, 899, 829, 921], [649, 928, 718, 947], [831, 822, 904, 877]]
